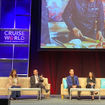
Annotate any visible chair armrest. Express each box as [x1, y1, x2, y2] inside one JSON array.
[[61, 84, 64, 95], [61, 84, 64, 89], [45, 84, 51, 89]]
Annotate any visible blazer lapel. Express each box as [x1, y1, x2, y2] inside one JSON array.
[[33, 76, 35, 84]]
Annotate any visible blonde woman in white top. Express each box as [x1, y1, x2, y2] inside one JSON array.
[[8, 69, 21, 100]]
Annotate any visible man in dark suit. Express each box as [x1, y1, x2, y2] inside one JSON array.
[[30, 69, 49, 98], [67, 69, 81, 99]]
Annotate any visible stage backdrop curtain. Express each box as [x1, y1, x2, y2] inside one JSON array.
[[29, 51, 105, 94]]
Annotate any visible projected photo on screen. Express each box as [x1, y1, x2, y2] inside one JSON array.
[[41, 0, 105, 49]]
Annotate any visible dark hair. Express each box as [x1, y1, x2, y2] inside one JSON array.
[[9, 69, 17, 78], [88, 72, 94, 78]]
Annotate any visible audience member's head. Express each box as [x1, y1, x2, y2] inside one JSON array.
[[90, 0, 94, 2]]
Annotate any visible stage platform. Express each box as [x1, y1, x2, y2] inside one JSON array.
[[9, 95, 105, 105]]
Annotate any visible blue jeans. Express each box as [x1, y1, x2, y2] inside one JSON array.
[[10, 86, 21, 99]]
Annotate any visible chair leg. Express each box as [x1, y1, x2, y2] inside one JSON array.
[[61, 95, 64, 99]]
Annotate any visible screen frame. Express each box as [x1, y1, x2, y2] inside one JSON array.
[[34, 0, 105, 52]]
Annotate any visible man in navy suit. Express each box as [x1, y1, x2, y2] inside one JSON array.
[[67, 69, 81, 99]]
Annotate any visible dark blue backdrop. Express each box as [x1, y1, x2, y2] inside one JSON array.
[[0, 0, 31, 77]]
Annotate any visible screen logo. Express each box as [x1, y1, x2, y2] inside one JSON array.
[[0, 29, 29, 44]]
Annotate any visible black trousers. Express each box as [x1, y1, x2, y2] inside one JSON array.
[[32, 83, 47, 98], [34, 83, 47, 92], [68, 85, 81, 97], [86, 84, 95, 95]]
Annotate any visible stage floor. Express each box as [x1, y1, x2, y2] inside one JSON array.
[[10, 96, 105, 105]]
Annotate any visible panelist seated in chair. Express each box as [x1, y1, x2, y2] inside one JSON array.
[[30, 69, 49, 96], [67, 69, 81, 99], [8, 69, 21, 100], [86, 72, 98, 100]]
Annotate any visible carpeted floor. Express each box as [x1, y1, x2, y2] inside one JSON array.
[[10, 95, 105, 105]]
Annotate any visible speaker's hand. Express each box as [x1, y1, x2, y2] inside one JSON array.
[[96, 31, 104, 41], [73, 27, 83, 38]]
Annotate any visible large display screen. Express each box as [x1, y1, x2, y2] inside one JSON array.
[[41, 0, 105, 49]]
